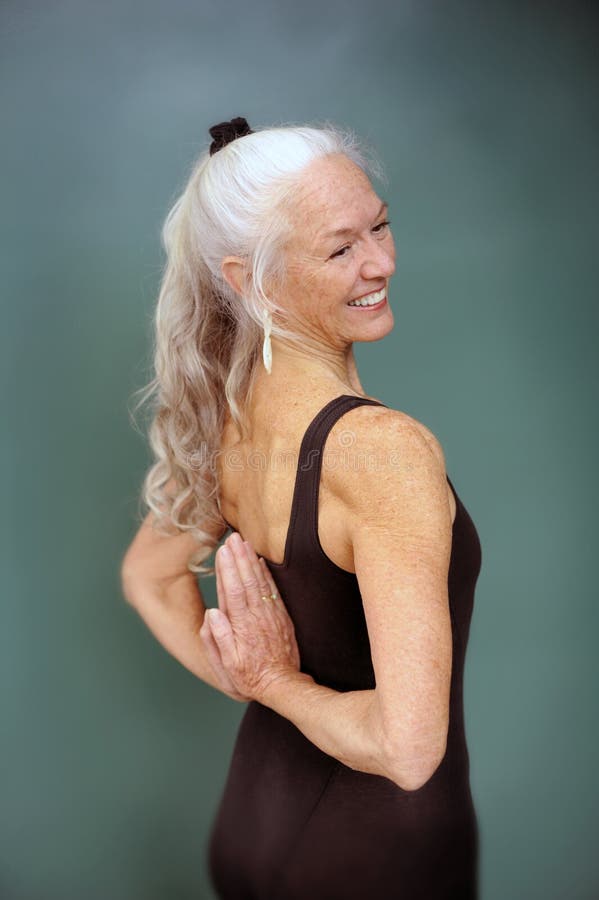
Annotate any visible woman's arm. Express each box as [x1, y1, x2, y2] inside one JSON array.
[[121, 499, 246, 702], [255, 670, 397, 784], [122, 568, 243, 701], [344, 410, 453, 787]]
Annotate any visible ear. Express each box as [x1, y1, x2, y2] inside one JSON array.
[[221, 255, 252, 298]]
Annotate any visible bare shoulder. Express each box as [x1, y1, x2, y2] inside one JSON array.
[[328, 403, 448, 488], [371, 406, 447, 469], [326, 404, 451, 532]]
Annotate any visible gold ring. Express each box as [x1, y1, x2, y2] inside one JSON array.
[[261, 592, 278, 602]]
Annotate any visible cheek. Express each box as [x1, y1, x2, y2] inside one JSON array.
[[285, 258, 357, 313], [313, 271, 353, 306], [288, 260, 330, 301], [286, 257, 321, 285], [329, 265, 360, 297]]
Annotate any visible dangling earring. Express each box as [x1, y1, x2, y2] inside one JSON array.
[[262, 309, 272, 375]]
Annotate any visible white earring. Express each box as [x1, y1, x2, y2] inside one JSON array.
[[262, 309, 272, 375]]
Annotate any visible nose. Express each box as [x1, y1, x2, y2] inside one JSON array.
[[359, 233, 396, 281]]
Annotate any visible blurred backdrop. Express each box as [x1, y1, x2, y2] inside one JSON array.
[[3, 1, 598, 898]]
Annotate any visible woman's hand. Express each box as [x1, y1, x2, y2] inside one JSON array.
[[199, 532, 301, 703]]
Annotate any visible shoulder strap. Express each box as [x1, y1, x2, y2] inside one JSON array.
[[284, 394, 387, 566]]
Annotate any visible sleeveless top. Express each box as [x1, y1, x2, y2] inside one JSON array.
[[209, 394, 483, 900]]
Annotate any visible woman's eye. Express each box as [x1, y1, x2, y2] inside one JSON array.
[[330, 245, 351, 259], [372, 219, 391, 233], [329, 221, 391, 260]]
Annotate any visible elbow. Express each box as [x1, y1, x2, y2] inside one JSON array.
[[120, 555, 170, 610], [382, 735, 448, 793], [391, 755, 445, 792], [120, 555, 143, 606]]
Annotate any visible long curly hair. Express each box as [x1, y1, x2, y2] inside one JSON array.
[[129, 119, 385, 576]]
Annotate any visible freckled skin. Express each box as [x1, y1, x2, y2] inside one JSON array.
[[276, 153, 396, 360], [220, 153, 397, 397]]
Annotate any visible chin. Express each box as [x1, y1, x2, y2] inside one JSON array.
[[350, 308, 394, 342]]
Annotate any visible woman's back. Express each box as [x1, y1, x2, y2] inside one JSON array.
[[217, 388, 457, 575]]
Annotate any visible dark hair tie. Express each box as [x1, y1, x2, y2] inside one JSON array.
[[209, 116, 254, 156]]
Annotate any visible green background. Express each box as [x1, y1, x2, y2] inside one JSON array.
[[3, 1, 597, 898]]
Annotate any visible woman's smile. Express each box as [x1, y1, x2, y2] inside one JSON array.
[[346, 286, 388, 309], [347, 294, 387, 311]]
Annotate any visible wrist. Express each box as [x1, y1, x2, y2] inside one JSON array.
[[257, 668, 314, 710]]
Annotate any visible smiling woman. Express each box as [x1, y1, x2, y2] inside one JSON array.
[[121, 117, 482, 900], [125, 121, 390, 573], [219, 150, 396, 368]]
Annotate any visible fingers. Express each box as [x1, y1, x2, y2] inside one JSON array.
[[204, 607, 241, 673], [199, 611, 239, 695], [218, 533, 276, 617], [214, 547, 229, 618], [240, 540, 278, 611], [215, 542, 249, 619], [238, 541, 282, 631], [258, 557, 280, 600], [211, 533, 301, 699]]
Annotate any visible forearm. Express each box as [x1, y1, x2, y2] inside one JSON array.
[[121, 569, 241, 701], [259, 671, 399, 783]]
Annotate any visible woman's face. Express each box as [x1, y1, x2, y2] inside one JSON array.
[[278, 153, 396, 349]]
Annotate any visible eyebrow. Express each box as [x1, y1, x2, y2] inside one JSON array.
[[318, 199, 389, 242]]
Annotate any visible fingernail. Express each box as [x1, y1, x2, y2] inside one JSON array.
[[219, 545, 231, 557]]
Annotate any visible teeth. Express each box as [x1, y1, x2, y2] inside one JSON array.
[[347, 288, 386, 307]]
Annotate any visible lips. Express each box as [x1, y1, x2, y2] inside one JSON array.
[[347, 295, 387, 310], [352, 286, 386, 302], [347, 285, 387, 307]]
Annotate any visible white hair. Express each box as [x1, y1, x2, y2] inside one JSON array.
[[129, 119, 386, 575]]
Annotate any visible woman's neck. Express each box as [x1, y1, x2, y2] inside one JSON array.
[[254, 337, 366, 398]]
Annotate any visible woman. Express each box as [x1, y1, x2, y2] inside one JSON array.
[[121, 117, 482, 899]]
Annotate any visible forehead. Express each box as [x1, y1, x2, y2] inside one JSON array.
[[287, 154, 380, 246]]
